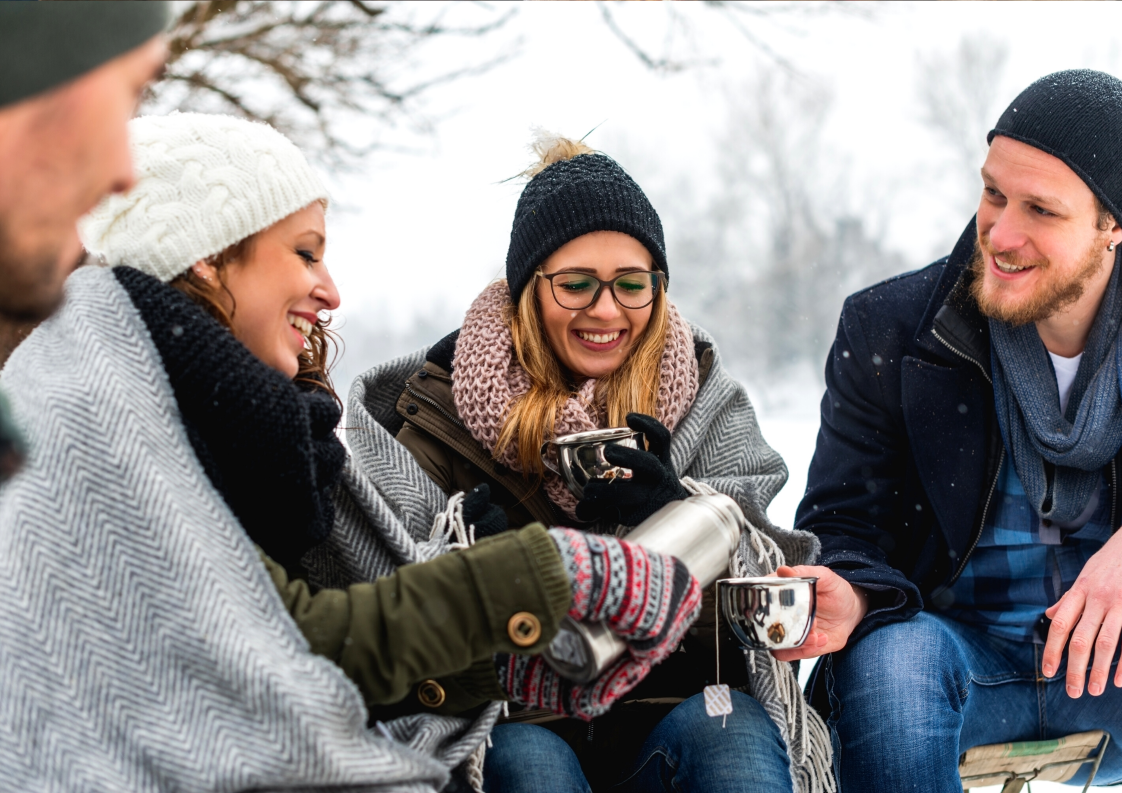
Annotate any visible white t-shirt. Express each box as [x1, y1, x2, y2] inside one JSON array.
[[1049, 350, 1082, 415], [1048, 350, 1098, 532]]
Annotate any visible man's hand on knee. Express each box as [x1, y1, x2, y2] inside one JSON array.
[[770, 565, 868, 662], [1043, 531, 1122, 698]]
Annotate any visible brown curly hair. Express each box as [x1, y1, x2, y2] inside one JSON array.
[[169, 235, 340, 405]]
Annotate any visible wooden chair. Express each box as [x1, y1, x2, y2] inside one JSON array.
[[959, 730, 1110, 793]]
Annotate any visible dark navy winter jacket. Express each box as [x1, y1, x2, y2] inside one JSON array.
[[795, 219, 1122, 647]]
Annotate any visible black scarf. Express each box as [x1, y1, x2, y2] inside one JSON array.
[[114, 266, 345, 576]]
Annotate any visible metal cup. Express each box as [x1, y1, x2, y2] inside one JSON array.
[[718, 576, 818, 651], [542, 494, 745, 682], [540, 427, 645, 499]]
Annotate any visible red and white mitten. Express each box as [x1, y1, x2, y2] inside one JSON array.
[[548, 527, 702, 665], [495, 529, 701, 720], [494, 652, 651, 722]]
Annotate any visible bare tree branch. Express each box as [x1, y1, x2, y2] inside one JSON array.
[[146, 1, 518, 171], [598, 0, 874, 77], [598, 3, 688, 74], [345, 0, 385, 20]]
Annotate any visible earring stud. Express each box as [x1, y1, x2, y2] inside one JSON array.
[[1110, 241, 1117, 252]]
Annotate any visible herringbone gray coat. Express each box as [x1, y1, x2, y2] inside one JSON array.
[[0, 267, 497, 793]]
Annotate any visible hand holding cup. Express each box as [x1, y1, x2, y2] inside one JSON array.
[[575, 413, 689, 526]]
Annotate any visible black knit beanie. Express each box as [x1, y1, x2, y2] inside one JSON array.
[[505, 153, 667, 304], [988, 69, 1122, 223], [0, 2, 170, 109]]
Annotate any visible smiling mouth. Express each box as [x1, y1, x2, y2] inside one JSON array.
[[287, 313, 314, 338], [576, 330, 621, 344], [994, 256, 1031, 274]]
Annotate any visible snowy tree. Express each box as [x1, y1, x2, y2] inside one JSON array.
[[916, 35, 1011, 218], [664, 69, 906, 384], [148, 1, 516, 170]]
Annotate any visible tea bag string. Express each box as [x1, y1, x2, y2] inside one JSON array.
[[715, 584, 721, 687]]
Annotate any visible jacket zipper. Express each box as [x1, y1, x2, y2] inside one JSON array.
[[404, 381, 466, 430], [929, 326, 998, 591], [403, 380, 559, 524], [931, 328, 993, 386], [940, 446, 1003, 591]]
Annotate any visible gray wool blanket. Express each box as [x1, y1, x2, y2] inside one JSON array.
[[0, 266, 497, 793], [332, 323, 834, 793]]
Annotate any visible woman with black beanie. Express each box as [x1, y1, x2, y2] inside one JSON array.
[[356, 133, 833, 792]]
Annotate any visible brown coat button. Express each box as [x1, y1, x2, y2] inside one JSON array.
[[507, 612, 542, 647], [417, 679, 446, 708]]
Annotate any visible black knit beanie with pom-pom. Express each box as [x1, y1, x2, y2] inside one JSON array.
[[505, 152, 667, 305]]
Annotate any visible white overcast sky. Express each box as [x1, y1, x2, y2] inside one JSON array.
[[321, 1, 1122, 336]]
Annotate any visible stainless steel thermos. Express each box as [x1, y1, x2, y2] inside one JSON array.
[[541, 493, 744, 683]]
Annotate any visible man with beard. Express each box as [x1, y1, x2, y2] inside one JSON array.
[[0, 4, 169, 477], [778, 70, 1122, 790]]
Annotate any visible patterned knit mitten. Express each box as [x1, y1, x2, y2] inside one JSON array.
[[547, 527, 702, 665], [494, 652, 651, 722]]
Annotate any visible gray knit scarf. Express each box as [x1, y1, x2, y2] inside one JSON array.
[[0, 266, 497, 793], [990, 256, 1122, 523]]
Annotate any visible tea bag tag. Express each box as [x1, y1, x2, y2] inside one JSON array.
[[704, 684, 732, 727], [705, 587, 732, 727]]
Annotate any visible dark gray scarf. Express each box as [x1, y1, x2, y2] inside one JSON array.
[[990, 256, 1122, 523]]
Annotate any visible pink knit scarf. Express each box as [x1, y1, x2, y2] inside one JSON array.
[[451, 280, 699, 520]]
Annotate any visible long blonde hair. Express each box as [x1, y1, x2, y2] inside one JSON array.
[[495, 278, 669, 478]]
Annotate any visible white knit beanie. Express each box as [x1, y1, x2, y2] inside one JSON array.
[[79, 112, 329, 282]]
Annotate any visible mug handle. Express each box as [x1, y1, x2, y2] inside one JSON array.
[[539, 441, 561, 475]]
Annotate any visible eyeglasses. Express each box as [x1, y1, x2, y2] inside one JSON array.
[[536, 270, 667, 310]]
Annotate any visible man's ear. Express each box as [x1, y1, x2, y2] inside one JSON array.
[[1108, 215, 1122, 253]]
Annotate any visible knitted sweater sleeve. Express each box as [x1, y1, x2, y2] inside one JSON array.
[[257, 523, 571, 712]]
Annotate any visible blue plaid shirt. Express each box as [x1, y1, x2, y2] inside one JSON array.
[[943, 456, 1112, 643]]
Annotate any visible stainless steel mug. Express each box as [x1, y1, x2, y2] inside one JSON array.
[[718, 576, 817, 651], [542, 493, 744, 683], [540, 428, 645, 499]]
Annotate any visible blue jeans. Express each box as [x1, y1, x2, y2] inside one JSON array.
[[483, 691, 792, 793], [827, 611, 1122, 792]]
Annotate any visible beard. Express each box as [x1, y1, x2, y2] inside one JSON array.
[[969, 232, 1109, 327], [0, 216, 73, 324]]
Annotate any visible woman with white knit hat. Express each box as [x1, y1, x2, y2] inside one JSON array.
[[0, 112, 702, 792]]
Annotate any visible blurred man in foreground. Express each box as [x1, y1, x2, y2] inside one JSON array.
[[786, 70, 1122, 790], [0, 3, 168, 476]]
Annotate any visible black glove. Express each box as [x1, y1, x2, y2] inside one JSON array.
[[460, 483, 508, 539], [575, 413, 689, 526]]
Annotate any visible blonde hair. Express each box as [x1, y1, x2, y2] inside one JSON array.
[[495, 280, 669, 478], [496, 131, 669, 477]]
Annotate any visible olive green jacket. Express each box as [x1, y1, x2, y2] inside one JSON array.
[[260, 522, 570, 719]]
